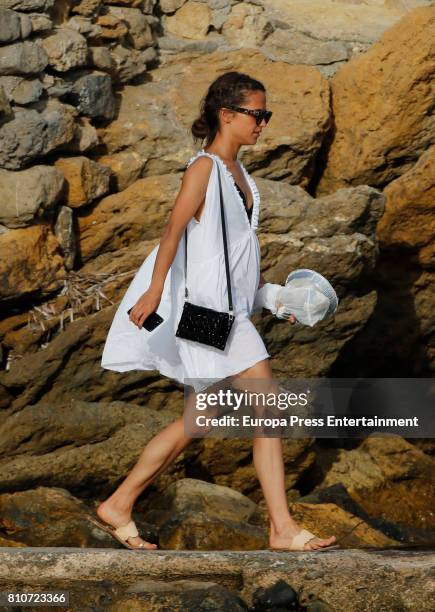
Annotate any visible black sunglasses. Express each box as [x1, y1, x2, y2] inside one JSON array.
[[223, 105, 273, 126]]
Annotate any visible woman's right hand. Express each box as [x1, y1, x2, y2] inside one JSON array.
[[128, 287, 162, 329]]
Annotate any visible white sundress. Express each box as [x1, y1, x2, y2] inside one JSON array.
[[100, 149, 271, 393]]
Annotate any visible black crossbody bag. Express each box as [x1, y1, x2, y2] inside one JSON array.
[[175, 162, 236, 350]]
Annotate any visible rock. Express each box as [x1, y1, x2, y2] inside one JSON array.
[[109, 43, 155, 83], [54, 156, 111, 207], [63, 70, 116, 119], [156, 510, 267, 551], [27, 12, 52, 33], [0, 40, 48, 75], [54, 205, 76, 270], [41, 72, 73, 98], [222, 2, 273, 48], [0, 547, 433, 611], [317, 6, 435, 194], [107, 6, 154, 50], [252, 579, 299, 610], [61, 116, 100, 153], [0, 486, 97, 546], [0, 224, 65, 302], [317, 436, 435, 537], [76, 172, 180, 261], [0, 400, 180, 492], [145, 477, 262, 525], [66, 15, 103, 38], [261, 28, 350, 71], [38, 27, 88, 72], [0, 100, 77, 170], [110, 580, 248, 610], [94, 13, 128, 40], [0, 0, 54, 10], [0, 164, 64, 228], [88, 45, 116, 72], [262, 0, 430, 45], [143, 478, 267, 550], [0, 75, 44, 105], [160, 0, 185, 14], [164, 1, 212, 40], [0, 85, 12, 117], [377, 145, 435, 255], [71, 0, 101, 18], [0, 8, 23, 43], [92, 149, 146, 191], [187, 436, 316, 501]]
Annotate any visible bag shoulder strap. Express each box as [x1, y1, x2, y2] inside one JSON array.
[[183, 156, 233, 313]]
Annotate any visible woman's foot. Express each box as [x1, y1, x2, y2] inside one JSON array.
[[269, 520, 337, 551], [96, 500, 157, 550]]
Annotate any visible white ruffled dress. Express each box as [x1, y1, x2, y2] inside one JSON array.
[[101, 149, 271, 392]]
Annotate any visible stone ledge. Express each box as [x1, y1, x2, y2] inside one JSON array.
[[0, 547, 433, 611]]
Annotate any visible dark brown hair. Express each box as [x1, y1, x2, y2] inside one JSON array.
[[191, 71, 266, 148]]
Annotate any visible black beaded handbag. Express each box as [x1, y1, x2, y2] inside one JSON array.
[[175, 161, 235, 350]]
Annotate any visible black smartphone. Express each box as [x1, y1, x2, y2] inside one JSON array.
[[127, 307, 164, 331]]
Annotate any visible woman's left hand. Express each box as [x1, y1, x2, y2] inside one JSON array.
[[289, 315, 296, 324]]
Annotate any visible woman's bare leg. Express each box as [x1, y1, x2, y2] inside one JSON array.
[[229, 358, 337, 551], [96, 388, 197, 548]]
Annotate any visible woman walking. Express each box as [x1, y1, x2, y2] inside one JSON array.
[[95, 72, 337, 552]]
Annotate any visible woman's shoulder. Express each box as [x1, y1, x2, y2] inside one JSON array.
[[186, 149, 215, 170]]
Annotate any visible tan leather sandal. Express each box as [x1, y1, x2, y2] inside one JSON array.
[[89, 516, 158, 550], [269, 528, 340, 552]]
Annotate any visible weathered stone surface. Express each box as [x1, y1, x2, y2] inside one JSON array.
[[164, 0, 212, 40], [0, 8, 24, 42], [54, 205, 75, 270], [109, 43, 155, 83], [63, 70, 116, 119], [221, 2, 272, 48], [107, 6, 154, 49], [0, 100, 77, 169], [0, 224, 65, 302], [61, 115, 100, 153], [0, 40, 48, 75], [93, 149, 146, 191], [27, 12, 52, 32], [0, 487, 98, 546], [38, 27, 88, 72], [0, 547, 433, 612], [76, 173, 179, 261], [144, 478, 267, 550], [188, 436, 316, 501], [0, 84, 12, 117], [317, 436, 435, 534], [0, 400, 180, 491], [0, 0, 54, 10], [160, 0, 185, 14], [71, 0, 101, 18], [66, 15, 103, 38], [88, 45, 116, 72], [54, 156, 111, 207], [0, 164, 64, 228], [264, 0, 432, 45], [377, 145, 435, 255], [0, 75, 44, 105], [94, 12, 128, 40], [317, 7, 435, 194]]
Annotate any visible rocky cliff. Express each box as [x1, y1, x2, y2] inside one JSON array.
[[0, 2, 434, 605]]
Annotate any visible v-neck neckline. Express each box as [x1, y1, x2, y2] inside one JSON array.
[[200, 149, 256, 227]]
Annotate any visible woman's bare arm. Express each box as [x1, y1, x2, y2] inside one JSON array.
[[128, 156, 213, 328]]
